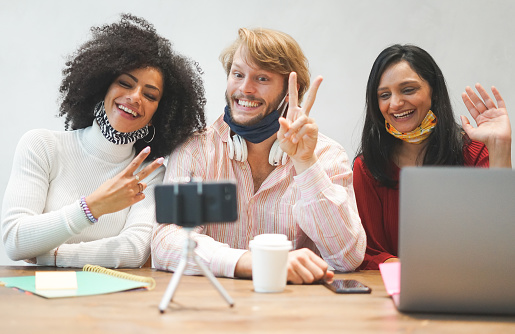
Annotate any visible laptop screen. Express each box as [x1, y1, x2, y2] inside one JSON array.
[[397, 167, 515, 315]]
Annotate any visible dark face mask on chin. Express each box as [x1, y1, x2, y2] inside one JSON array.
[[223, 94, 288, 144], [223, 106, 280, 144]]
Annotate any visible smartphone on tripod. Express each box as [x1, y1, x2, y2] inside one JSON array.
[[154, 180, 239, 312], [155, 181, 238, 226]]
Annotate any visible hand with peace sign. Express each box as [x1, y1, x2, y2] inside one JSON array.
[[85, 146, 165, 219], [461, 83, 512, 168], [277, 72, 323, 174]]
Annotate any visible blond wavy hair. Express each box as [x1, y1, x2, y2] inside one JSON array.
[[220, 28, 310, 103]]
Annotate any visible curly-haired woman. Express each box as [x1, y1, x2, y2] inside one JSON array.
[[1, 14, 206, 268]]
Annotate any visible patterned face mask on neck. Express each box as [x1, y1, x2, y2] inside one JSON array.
[[385, 110, 437, 144], [94, 101, 149, 145]]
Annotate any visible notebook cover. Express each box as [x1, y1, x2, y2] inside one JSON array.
[[0, 271, 149, 298]]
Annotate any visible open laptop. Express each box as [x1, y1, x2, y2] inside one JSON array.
[[389, 167, 515, 315]]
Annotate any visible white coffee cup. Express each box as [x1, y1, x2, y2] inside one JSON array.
[[249, 234, 293, 293]]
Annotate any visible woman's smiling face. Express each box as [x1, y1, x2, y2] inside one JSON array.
[[103, 67, 164, 133], [377, 60, 432, 133]]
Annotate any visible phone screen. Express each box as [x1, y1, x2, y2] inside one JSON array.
[[323, 279, 371, 294], [155, 182, 238, 226]]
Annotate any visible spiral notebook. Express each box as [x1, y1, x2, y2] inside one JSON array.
[[0, 265, 156, 298]]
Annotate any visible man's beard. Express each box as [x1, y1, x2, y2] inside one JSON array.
[[225, 88, 287, 127]]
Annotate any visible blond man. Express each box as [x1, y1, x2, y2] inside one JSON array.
[[152, 28, 365, 283]]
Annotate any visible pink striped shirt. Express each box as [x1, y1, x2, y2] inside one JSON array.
[[152, 115, 366, 277]]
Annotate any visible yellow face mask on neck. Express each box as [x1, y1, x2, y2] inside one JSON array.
[[385, 110, 437, 144]]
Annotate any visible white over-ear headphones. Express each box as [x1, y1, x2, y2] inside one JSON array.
[[227, 94, 289, 166], [268, 138, 288, 166], [228, 135, 288, 166], [227, 133, 248, 162]]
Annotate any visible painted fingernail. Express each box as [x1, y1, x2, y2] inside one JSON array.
[[143, 147, 150, 153], [156, 157, 165, 164]]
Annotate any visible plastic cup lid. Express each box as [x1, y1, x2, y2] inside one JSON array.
[[249, 234, 292, 249]]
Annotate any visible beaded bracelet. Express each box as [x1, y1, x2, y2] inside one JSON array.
[[80, 196, 98, 224]]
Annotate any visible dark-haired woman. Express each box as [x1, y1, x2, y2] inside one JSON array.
[[354, 44, 511, 270], [1, 14, 206, 268]]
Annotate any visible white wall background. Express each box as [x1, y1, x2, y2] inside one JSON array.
[[1, 0, 514, 265]]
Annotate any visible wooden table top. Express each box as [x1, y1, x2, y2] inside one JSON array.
[[1, 266, 514, 333]]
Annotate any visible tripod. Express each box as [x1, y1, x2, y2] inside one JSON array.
[[158, 231, 235, 313]]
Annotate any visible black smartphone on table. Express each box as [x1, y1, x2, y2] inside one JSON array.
[[323, 279, 372, 294]]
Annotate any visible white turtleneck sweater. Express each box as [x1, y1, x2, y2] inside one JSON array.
[[1, 121, 164, 268]]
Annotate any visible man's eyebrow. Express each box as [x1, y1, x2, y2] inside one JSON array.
[[231, 62, 243, 70]]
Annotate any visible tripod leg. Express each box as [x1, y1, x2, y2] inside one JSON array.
[[158, 258, 188, 313], [193, 254, 234, 307]]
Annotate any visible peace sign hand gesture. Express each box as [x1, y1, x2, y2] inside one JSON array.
[[277, 72, 323, 174], [85, 146, 165, 219], [461, 83, 512, 168]]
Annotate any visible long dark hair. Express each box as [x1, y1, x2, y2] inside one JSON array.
[[355, 44, 464, 188], [58, 14, 206, 160]]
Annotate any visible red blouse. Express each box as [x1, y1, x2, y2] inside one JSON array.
[[353, 140, 489, 270]]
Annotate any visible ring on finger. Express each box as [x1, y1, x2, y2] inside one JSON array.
[[135, 175, 140, 182], [138, 183, 143, 193]]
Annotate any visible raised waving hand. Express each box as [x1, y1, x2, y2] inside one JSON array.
[[278, 72, 323, 174], [461, 83, 512, 168]]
